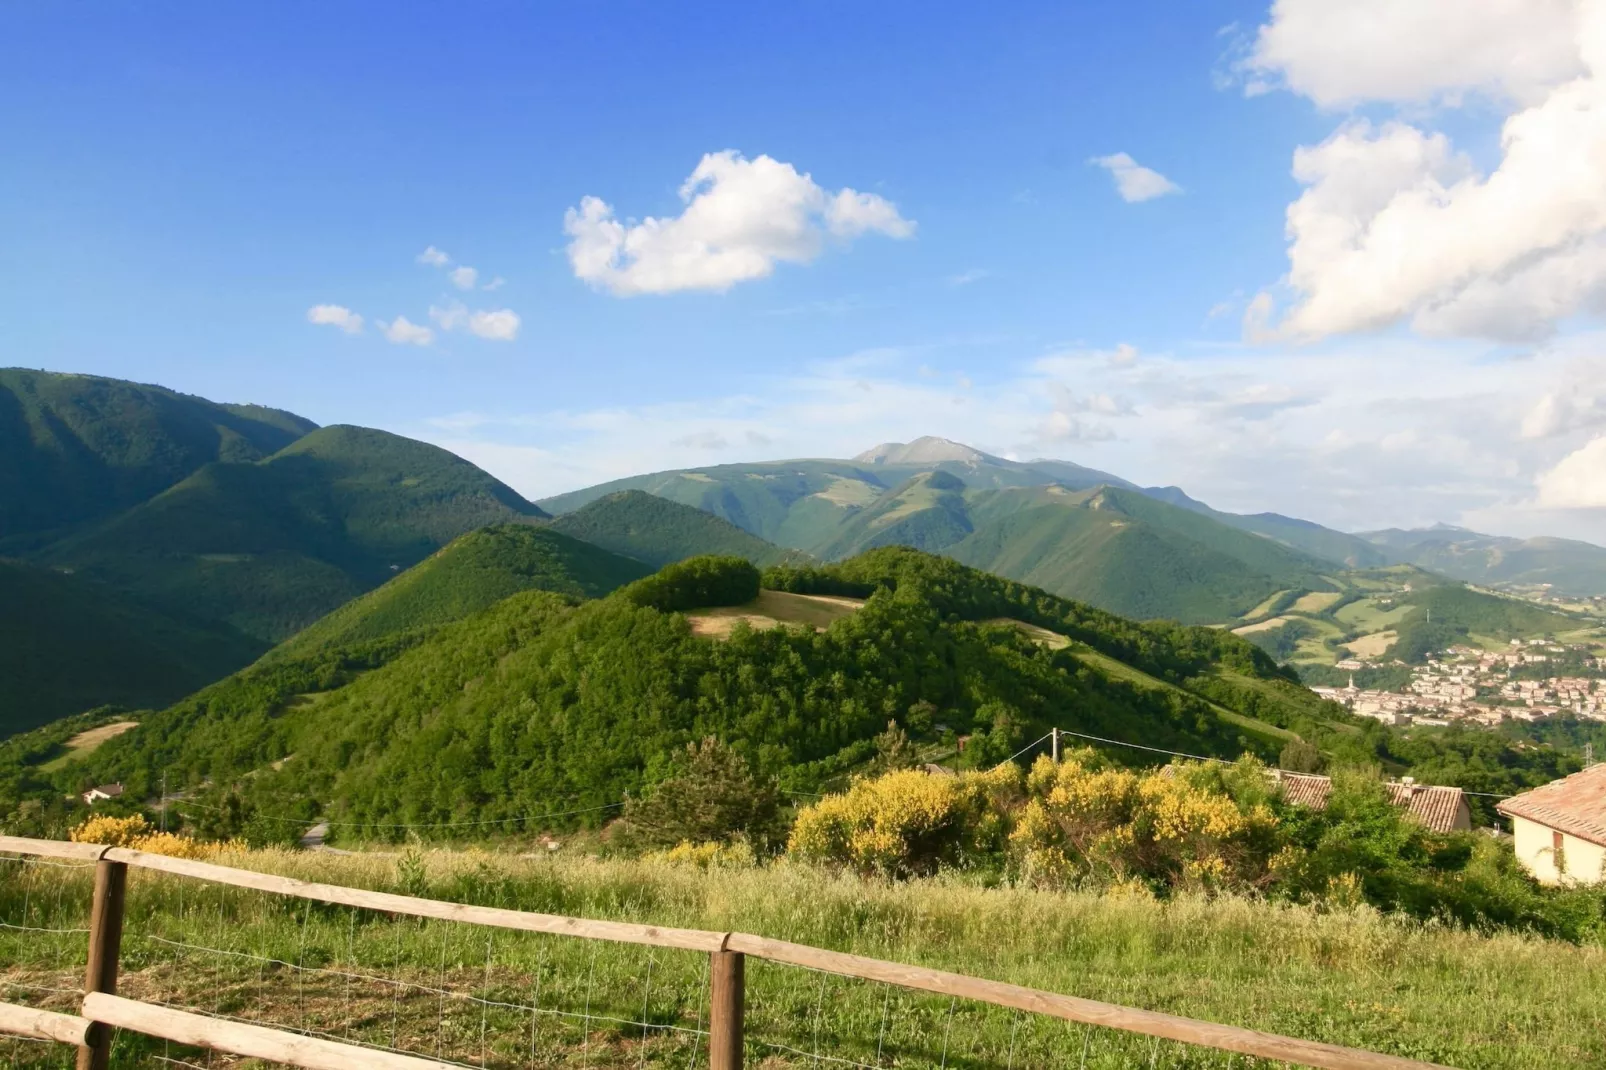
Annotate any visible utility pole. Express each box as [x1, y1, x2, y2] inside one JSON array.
[[1051, 727, 1061, 763], [160, 772, 168, 832]]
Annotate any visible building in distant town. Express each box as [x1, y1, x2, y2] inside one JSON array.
[[81, 783, 124, 805], [1497, 765, 1606, 885]]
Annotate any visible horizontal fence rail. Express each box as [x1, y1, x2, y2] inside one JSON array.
[[0, 834, 1457, 1070]]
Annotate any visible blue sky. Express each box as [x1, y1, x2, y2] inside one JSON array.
[[5, 1, 1606, 541]]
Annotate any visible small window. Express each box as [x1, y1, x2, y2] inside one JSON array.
[[1553, 830, 1567, 874]]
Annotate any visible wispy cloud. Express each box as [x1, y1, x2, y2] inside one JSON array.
[[1089, 153, 1182, 202], [306, 304, 363, 335]]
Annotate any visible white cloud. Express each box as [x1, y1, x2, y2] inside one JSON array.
[[449, 265, 479, 290], [948, 269, 990, 287], [416, 246, 450, 267], [1089, 153, 1181, 203], [1251, 1, 1606, 343], [1538, 435, 1606, 506], [306, 304, 363, 335], [467, 308, 520, 341], [429, 300, 521, 341], [379, 316, 434, 346], [563, 150, 915, 296], [1242, 0, 1583, 108], [418, 332, 1606, 540], [482, 276, 506, 291]]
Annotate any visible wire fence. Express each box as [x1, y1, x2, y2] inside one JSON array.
[[0, 841, 1455, 1070]]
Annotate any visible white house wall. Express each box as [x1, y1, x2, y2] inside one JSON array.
[[1511, 816, 1606, 885]]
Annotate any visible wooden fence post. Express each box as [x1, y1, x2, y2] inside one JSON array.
[[709, 949, 744, 1070], [77, 857, 127, 1070]]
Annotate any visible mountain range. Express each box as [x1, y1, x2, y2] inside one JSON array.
[[5, 370, 1605, 736]]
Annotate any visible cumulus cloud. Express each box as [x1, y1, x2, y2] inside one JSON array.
[[1089, 153, 1181, 203], [1537, 435, 1606, 506], [306, 304, 363, 335], [416, 246, 450, 267], [379, 316, 434, 346], [1250, 0, 1606, 343], [1242, 0, 1583, 108], [564, 150, 915, 296], [430, 300, 521, 341], [449, 265, 479, 290]]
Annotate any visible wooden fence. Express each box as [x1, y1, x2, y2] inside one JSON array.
[[0, 835, 1454, 1070]]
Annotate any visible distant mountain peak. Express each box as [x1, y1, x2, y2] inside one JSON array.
[[854, 436, 994, 465]]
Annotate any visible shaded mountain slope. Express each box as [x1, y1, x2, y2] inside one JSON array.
[[0, 559, 267, 736], [546, 490, 803, 568], [1363, 526, 1606, 596], [0, 368, 315, 550], [45, 425, 549, 641], [267, 524, 652, 662]]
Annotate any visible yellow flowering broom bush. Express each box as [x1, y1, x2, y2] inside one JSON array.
[[788, 764, 1020, 877], [790, 750, 1280, 893], [69, 814, 229, 860], [1010, 750, 1280, 892]]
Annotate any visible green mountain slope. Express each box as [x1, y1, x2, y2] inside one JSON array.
[[537, 439, 1355, 621], [546, 490, 803, 567], [78, 550, 1334, 832], [0, 368, 315, 550], [0, 559, 267, 736], [267, 524, 653, 662], [1362, 526, 1606, 596], [44, 425, 549, 641], [816, 471, 974, 558]]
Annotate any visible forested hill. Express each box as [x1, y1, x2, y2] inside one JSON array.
[[0, 559, 267, 736], [71, 549, 1337, 838], [41, 425, 550, 641], [0, 368, 315, 551], [547, 490, 806, 568], [266, 524, 651, 661]]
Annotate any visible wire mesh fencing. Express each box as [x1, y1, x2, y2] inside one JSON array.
[[0, 843, 1445, 1070]]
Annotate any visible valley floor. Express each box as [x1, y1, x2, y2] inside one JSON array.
[[2, 848, 1600, 1068]]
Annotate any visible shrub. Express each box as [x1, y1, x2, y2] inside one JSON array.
[[69, 814, 220, 860], [618, 738, 783, 852], [788, 765, 1019, 877], [1009, 751, 1279, 892], [618, 555, 760, 613]]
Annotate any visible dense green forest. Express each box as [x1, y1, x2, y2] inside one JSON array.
[[63, 550, 1319, 837], [0, 559, 266, 736], [0, 368, 315, 552], [547, 489, 803, 568], [41, 425, 549, 640], [267, 524, 651, 661]]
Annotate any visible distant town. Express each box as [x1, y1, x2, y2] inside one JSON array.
[[1311, 639, 1605, 728]]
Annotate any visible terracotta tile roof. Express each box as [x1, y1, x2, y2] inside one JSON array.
[[1497, 764, 1606, 849], [1384, 783, 1470, 834], [1274, 772, 1332, 810], [1166, 767, 1470, 833]]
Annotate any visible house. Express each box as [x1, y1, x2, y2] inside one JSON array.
[[1268, 771, 1471, 833], [81, 783, 124, 805], [1496, 764, 1606, 885], [1164, 768, 1473, 834]]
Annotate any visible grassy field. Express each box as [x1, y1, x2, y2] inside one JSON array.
[[1287, 592, 1342, 615], [684, 590, 864, 638], [35, 721, 138, 773], [1343, 631, 1398, 658], [1, 848, 1600, 1069], [1240, 590, 1291, 621], [1333, 597, 1416, 634], [1231, 615, 1290, 636]]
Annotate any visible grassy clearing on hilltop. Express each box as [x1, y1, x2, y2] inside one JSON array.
[[685, 589, 864, 638], [1, 847, 1600, 1069]]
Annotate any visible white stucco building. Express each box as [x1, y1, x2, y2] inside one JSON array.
[[1496, 765, 1606, 886]]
